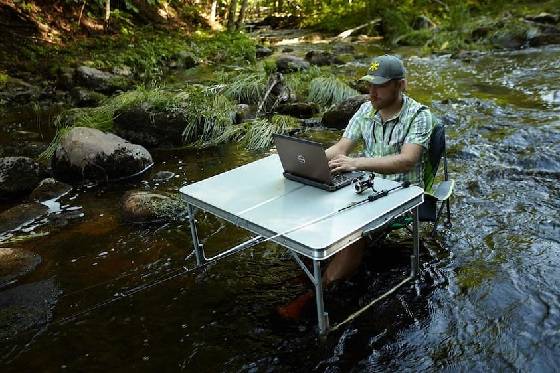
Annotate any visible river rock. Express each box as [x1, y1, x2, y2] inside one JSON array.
[[277, 102, 320, 118], [304, 51, 342, 66], [0, 157, 45, 198], [52, 127, 153, 182], [333, 44, 355, 53], [168, 51, 198, 69], [0, 77, 41, 105], [276, 55, 310, 73], [112, 65, 133, 77], [113, 103, 188, 147], [70, 87, 106, 107], [150, 171, 175, 182], [491, 31, 528, 49], [0, 202, 49, 236], [0, 248, 41, 288], [413, 15, 437, 30], [524, 13, 559, 25], [30, 178, 72, 202], [121, 190, 189, 223], [55, 67, 75, 90], [256, 45, 273, 58], [0, 278, 58, 341], [73, 66, 131, 94], [236, 104, 251, 123], [528, 31, 560, 47], [321, 94, 369, 129]]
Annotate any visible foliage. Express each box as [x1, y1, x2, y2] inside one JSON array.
[[40, 85, 238, 159], [283, 66, 323, 100], [218, 71, 268, 104], [307, 76, 358, 107], [242, 115, 300, 150], [189, 31, 256, 65]]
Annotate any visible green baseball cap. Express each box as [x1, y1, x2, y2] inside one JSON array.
[[359, 55, 406, 85]]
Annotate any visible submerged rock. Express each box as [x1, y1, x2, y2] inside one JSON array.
[[276, 55, 310, 73], [52, 127, 153, 182], [0, 157, 45, 199], [321, 94, 369, 129], [150, 171, 175, 182], [0, 278, 58, 341], [0, 247, 41, 288], [121, 190, 189, 223], [0, 202, 49, 236], [30, 178, 72, 202]]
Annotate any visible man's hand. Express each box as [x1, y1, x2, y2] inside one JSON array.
[[328, 154, 358, 173]]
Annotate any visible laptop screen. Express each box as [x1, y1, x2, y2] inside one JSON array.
[[273, 134, 333, 184]]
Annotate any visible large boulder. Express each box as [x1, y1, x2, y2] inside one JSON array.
[[121, 190, 189, 223], [0, 202, 49, 236], [524, 13, 559, 25], [52, 127, 153, 182], [321, 94, 369, 129], [0, 157, 45, 198], [113, 103, 188, 147], [73, 66, 131, 94], [276, 55, 310, 73]]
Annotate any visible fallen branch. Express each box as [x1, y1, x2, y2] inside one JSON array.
[[336, 18, 381, 39]]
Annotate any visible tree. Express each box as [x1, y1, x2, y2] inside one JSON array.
[[226, 0, 238, 31], [104, 0, 110, 30], [236, 0, 249, 29]]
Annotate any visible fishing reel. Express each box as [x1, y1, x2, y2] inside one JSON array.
[[352, 173, 376, 194]]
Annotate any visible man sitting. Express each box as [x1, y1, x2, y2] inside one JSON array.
[[279, 54, 434, 319]]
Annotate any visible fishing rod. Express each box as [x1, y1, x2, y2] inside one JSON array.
[[46, 181, 412, 327]]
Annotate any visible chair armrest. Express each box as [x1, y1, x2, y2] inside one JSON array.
[[425, 180, 454, 201]]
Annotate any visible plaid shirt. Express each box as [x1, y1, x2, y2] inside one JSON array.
[[343, 95, 433, 187]]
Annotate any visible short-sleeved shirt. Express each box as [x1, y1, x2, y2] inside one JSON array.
[[343, 95, 433, 187]]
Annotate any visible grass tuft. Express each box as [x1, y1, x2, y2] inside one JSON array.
[[307, 76, 358, 107]]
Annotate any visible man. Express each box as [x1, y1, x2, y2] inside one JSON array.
[[278, 54, 433, 319]]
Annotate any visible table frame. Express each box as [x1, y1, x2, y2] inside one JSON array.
[[182, 177, 422, 335]]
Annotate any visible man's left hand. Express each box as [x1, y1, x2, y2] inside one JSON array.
[[328, 155, 358, 173]]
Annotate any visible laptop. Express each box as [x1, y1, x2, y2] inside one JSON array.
[[273, 134, 362, 192]]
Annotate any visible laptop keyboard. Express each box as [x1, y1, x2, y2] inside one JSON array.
[[331, 173, 351, 185]]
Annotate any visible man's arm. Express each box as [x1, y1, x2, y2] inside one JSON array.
[[325, 137, 355, 161], [328, 143, 423, 174]]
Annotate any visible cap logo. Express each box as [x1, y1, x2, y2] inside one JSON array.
[[369, 61, 380, 72]]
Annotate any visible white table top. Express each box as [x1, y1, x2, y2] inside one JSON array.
[[179, 155, 423, 259]]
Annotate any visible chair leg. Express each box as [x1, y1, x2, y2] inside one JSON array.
[[444, 199, 452, 228], [431, 202, 446, 237]]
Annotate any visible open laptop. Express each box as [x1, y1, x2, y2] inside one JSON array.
[[273, 134, 362, 191]]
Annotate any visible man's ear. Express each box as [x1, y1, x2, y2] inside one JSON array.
[[400, 79, 408, 93]]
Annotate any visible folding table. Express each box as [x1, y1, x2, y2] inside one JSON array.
[[179, 154, 424, 334]]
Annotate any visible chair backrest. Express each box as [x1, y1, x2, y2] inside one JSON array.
[[423, 121, 446, 192]]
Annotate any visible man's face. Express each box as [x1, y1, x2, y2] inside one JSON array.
[[368, 80, 402, 110]]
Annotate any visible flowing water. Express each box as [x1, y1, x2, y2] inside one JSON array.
[[1, 37, 559, 371]]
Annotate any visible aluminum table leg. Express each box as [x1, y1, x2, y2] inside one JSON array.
[[411, 206, 420, 278], [187, 203, 206, 266], [313, 260, 329, 334]]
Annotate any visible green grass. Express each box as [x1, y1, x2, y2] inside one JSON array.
[[307, 76, 358, 107]]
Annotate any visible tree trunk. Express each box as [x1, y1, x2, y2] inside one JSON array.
[[210, 0, 218, 26], [236, 0, 249, 29], [227, 0, 238, 31], [104, 0, 110, 31]]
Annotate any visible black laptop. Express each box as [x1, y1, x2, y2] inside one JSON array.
[[273, 134, 362, 192]]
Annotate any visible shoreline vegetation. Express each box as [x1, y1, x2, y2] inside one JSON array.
[[1, 0, 559, 154]]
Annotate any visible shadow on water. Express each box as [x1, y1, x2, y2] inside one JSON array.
[[1, 40, 560, 371]]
